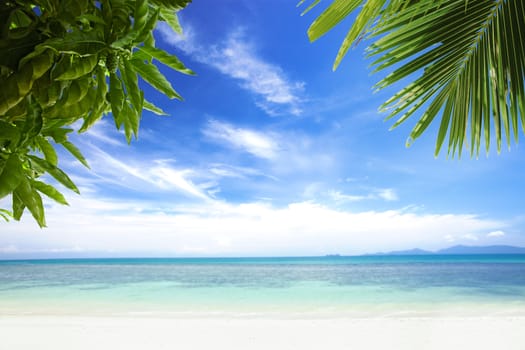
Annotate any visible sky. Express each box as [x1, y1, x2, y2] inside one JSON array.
[[1, 0, 525, 258]]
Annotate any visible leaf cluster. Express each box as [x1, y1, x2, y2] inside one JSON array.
[[300, 0, 525, 158], [0, 0, 193, 227]]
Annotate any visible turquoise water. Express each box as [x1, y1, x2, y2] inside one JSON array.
[[1, 255, 525, 316]]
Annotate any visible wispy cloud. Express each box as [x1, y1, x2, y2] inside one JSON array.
[[79, 146, 212, 200], [209, 163, 278, 181], [151, 164, 209, 200], [328, 191, 367, 202], [376, 188, 398, 201], [156, 21, 198, 52], [487, 230, 505, 238], [76, 119, 126, 147], [327, 188, 399, 203], [157, 23, 304, 116], [203, 119, 280, 159]]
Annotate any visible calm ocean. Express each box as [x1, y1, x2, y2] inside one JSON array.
[[1, 255, 525, 316]]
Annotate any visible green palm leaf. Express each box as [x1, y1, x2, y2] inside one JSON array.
[[301, 0, 525, 157]]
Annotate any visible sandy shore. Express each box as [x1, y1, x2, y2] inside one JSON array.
[[1, 315, 525, 350]]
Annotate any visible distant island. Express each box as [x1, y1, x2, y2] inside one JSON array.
[[372, 245, 525, 256]]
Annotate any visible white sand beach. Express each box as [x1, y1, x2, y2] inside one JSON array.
[[1, 315, 525, 350]]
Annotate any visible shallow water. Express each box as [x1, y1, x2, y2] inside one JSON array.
[[1, 256, 524, 316]]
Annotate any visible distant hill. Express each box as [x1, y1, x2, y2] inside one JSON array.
[[377, 245, 525, 256], [375, 248, 432, 256], [436, 245, 525, 255]]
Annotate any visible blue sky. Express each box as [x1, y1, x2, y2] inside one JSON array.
[[1, 0, 525, 258]]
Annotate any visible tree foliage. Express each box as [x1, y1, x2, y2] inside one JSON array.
[[0, 0, 194, 227], [300, 0, 525, 157]]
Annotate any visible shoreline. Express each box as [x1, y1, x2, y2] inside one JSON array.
[[2, 299, 525, 318], [2, 314, 525, 350]]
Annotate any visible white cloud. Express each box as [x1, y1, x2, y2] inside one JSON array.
[[157, 23, 304, 116], [156, 21, 198, 53], [203, 120, 280, 159], [202, 120, 336, 178], [152, 167, 209, 199], [0, 245, 19, 253], [75, 146, 213, 200], [328, 191, 367, 202], [461, 233, 479, 241], [0, 196, 506, 257], [376, 188, 398, 201], [327, 188, 399, 203], [209, 165, 253, 179], [444, 234, 455, 242], [209, 163, 278, 181], [487, 230, 505, 238]]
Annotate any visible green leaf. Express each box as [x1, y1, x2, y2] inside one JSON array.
[[18, 98, 43, 147], [122, 100, 139, 142], [76, 13, 107, 26], [0, 208, 12, 222], [149, 0, 191, 10], [144, 32, 156, 48], [0, 75, 24, 116], [129, 58, 182, 100], [17, 43, 49, 69], [14, 177, 46, 227], [120, 59, 144, 115], [79, 68, 109, 133], [144, 99, 168, 115], [12, 191, 25, 221], [299, 0, 321, 16], [54, 55, 99, 81], [332, 0, 387, 70], [43, 127, 73, 144], [111, 0, 149, 48], [50, 55, 72, 80], [61, 140, 90, 168], [307, 0, 362, 42], [44, 80, 95, 119], [39, 30, 106, 56], [25, 49, 54, 78], [0, 120, 21, 147], [0, 32, 41, 71], [109, 72, 126, 128], [32, 180, 69, 205], [9, 8, 32, 29], [0, 154, 23, 199], [135, 46, 195, 75], [112, 61, 142, 143], [136, 9, 160, 44], [134, 0, 150, 34], [36, 136, 58, 166], [27, 155, 80, 194], [160, 8, 182, 34]]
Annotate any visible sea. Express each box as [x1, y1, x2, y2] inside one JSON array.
[[1, 255, 525, 317]]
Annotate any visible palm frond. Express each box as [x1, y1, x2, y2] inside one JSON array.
[[301, 0, 525, 157]]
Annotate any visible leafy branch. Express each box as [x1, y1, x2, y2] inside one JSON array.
[[0, 0, 194, 227]]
